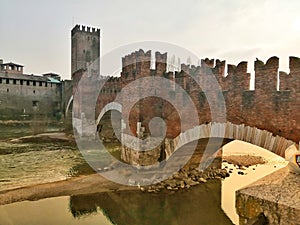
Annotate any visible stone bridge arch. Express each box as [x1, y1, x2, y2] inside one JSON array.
[[121, 122, 296, 166], [167, 122, 296, 158]]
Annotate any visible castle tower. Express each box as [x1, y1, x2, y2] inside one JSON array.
[[71, 24, 100, 79]]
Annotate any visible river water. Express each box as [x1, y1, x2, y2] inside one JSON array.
[[0, 125, 288, 225]]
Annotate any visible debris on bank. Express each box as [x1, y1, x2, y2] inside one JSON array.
[[222, 155, 265, 167], [140, 166, 229, 193]]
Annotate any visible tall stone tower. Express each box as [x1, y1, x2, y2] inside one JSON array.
[[71, 24, 100, 79]]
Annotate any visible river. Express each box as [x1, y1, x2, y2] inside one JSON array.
[[0, 125, 287, 225]]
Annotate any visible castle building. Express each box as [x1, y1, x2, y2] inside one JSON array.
[[0, 24, 100, 122], [0, 60, 63, 120]]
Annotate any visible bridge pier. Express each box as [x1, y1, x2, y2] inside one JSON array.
[[236, 166, 300, 225]]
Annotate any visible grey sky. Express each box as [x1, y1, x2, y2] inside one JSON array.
[[1, 0, 300, 80]]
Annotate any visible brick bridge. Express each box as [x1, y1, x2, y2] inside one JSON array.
[[71, 49, 300, 165]]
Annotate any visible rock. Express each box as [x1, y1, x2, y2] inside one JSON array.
[[180, 181, 185, 189], [199, 178, 207, 183], [190, 181, 199, 186], [218, 169, 230, 178], [245, 213, 268, 225], [190, 169, 199, 176], [156, 184, 164, 189], [103, 166, 110, 171], [172, 172, 181, 179], [239, 165, 246, 170], [128, 179, 136, 185]]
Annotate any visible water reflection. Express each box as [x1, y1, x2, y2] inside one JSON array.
[[69, 180, 233, 225]]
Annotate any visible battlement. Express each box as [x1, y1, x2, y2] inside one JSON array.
[[71, 24, 100, 36], [94, 49, 300, 143], [255, 56, 279, 71], [289, 56, 300, 74], [103, 49, 300, 95], [121, 49, 152, 79]]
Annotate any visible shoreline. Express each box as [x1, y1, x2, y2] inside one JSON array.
[[0, 153, 268, 206], [0, 173, 138, 206]]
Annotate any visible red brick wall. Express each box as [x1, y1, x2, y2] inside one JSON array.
[[92, 50, 300, 143]]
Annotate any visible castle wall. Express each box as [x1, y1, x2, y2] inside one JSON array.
[[0, 74, 62, 120]]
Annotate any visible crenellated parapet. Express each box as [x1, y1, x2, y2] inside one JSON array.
[[121, 49, 151, 80], [71, 24, 100, 36], [224, 61, 250, 92], [95, 49, 300, 143], [155, 51, 167, 76], [279, 56, 300, 92], [255, 57, 279, 93]]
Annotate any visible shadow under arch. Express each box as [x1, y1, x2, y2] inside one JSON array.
[[96, 102, 122, 143]]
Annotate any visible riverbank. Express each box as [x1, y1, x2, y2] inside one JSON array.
[[0, 137, 227, 205], [0, 173, 138, 205], [0, 136, 290, 225], [0, 142, 270, 206]]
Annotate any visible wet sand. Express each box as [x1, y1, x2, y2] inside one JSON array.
[[0, 173, 138, 205]]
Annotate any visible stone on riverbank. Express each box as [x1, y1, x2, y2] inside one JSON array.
[[140, 166, 230, 193]]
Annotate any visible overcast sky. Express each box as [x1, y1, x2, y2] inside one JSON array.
[[1, 0, 300, 80]]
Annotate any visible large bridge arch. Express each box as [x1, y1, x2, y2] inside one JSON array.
[[167, 122, 296, 159]]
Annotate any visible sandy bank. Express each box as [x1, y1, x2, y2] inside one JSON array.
[[0, 173, 137, 205], [9, 132, 74, 143]]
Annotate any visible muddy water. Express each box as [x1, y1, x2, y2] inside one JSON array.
[[0, 180, 233, 225]]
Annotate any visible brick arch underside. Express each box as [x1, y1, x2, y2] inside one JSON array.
[[166, 122, 296, 159]]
